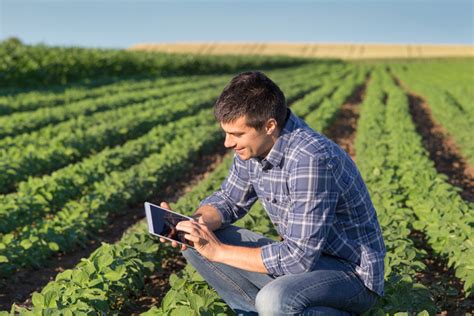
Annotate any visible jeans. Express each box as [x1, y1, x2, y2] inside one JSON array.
[[181, 225, 379, 315]]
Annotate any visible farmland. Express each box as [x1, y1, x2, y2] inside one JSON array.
[[0, 40, 473, 315]]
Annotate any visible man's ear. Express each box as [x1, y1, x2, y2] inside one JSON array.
[[265, 119, 278, 135]]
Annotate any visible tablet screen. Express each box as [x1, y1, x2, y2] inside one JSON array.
[[148, 204, 194, 247]]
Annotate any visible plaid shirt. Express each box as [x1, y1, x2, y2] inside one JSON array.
[[200, 109, 386, 296]]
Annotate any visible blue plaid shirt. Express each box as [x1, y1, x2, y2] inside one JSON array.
[[200, 109, 386, 296]]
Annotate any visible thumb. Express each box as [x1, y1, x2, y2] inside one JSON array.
[[160, 201, 170, 209]]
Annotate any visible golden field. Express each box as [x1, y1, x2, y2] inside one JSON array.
[[129, 42, 474, 59]]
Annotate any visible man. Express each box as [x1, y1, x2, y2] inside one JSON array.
[[159, 71, 386, 315]]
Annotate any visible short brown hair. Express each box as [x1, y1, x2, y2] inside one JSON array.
[[214, 71, 287, 130]]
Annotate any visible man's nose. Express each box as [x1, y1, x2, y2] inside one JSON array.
[[224, 134, 235, 148]]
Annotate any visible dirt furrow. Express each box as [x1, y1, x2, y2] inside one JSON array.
[[392, 76, 474, 202], [323, 80, 366, 159], [0, 145, 229, 310], [409, 230, 474, 313]]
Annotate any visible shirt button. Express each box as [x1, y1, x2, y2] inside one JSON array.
[[266, 197, 270, 202], [272, 198, 277, 203]]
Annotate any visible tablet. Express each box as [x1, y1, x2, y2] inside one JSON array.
[[144, 202, 195, 248]]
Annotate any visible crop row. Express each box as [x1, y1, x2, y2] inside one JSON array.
[[0, 38, 309, 88], [391, 60, 473, 116], [0, 108, 224, 277], [5, 154, 236, 315], [354, 67, 436, 314], [3, 64, 353, 314], [0, 76, 227, 138], [390, 64, 474, 164], [0, 85, 223, 194], [0, 60, 330, 117], [0, 75, 192, 116], [0, 64, 335, 235], [0, 65, 344, 277], [0, 60, 331, 138], [380, 71, 474, 297], [0, 62, 347, 195], [0, 112, 215, 234], [304, 65, 368, 132], [145, 65, 373, 315]]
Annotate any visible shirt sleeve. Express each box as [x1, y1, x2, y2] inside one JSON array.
[[199, 153, 258, 229], [261, 154, 339, 276]]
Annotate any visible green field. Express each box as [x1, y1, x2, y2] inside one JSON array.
[[0, 40, 473, 315]]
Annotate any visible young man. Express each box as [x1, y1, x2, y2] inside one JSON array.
[[160, 71, 386, 315]]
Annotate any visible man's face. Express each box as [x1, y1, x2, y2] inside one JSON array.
[[220, 116, 277, 161]]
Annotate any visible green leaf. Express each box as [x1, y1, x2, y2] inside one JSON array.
[[48, 242, 60, 251], [20, 239, 33, 250], [103, 271, 123, 282], [31, 293, 44, 308], [169, 274, 186, 290]]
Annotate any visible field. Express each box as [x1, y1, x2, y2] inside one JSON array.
[[129, 42, 474, 59], [0, 39, 473, 315]]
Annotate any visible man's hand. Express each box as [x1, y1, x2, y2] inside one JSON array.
[[158, 201, 190, 251], [176, 217, 224, 261]]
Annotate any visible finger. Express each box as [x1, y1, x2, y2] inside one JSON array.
[[183, 234, 200, 243], [177, 221, 201, 231], [181, 244, 187, 251], [160, 201, 170, 210], [159, 237, 166, 243], [171, 241, 178, 248], [177, 226, 201, 237], [176, 222, 194, 232], [183, 234, 208, 247]]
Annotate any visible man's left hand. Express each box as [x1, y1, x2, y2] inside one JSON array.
[[176, 219, 224, 261]]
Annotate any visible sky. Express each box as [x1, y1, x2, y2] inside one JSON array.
[[0, 0, 473, 49]]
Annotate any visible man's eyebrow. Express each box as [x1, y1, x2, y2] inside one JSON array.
[[226, 131, 244, 135]]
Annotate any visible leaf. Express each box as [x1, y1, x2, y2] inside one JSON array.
[[170, 305, 194, 316], [31, 293, 44, 308], [104, 271, 123, 282], [0, 256, 8, 263], [20, 239, 33, 250], [161, 290, 176, 310], [48, 242, 60, 251], [169, 274, 186, 290]]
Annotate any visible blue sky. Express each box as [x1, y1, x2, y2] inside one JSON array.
[[1, 0, 472, 49]]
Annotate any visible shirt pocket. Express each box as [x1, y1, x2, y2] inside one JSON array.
[[269, 192, 291, 234]]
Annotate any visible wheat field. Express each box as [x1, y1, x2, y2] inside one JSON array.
[[129, 42, 474, 59]]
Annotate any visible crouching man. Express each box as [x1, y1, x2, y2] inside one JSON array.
[[160, 71, 386, 315]]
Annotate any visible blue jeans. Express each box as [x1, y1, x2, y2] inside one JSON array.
[[181, 225, 379, 315]]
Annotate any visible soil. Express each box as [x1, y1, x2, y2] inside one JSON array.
[[325, 76, 473, 314], [410, 230, 474, 314], [392, 76, 474, 202], [323, 80, 366, 159], [390, 76, 474, 314], [0, 145, 229, 310], [122, 255, 188, 315]]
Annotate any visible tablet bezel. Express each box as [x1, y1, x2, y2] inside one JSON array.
[[144, 201, 195, 249]]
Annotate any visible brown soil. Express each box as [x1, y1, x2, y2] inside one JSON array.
[[392, 76, 474, 202], [324, 80, 366, 159], [325, 76, 473, 314], [410, 230, 474, 314], [0, 145, 229, 310], [123, 255, 188, 315], [1, 83, 324, 312]]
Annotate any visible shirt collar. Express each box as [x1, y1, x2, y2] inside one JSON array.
[[254, 109, 304, 169]]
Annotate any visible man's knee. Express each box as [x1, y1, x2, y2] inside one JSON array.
[[255, 280, 296, 315], [181, 247, 202, 264]]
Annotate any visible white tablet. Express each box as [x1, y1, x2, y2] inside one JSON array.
[[144, 201, 195, 248]]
